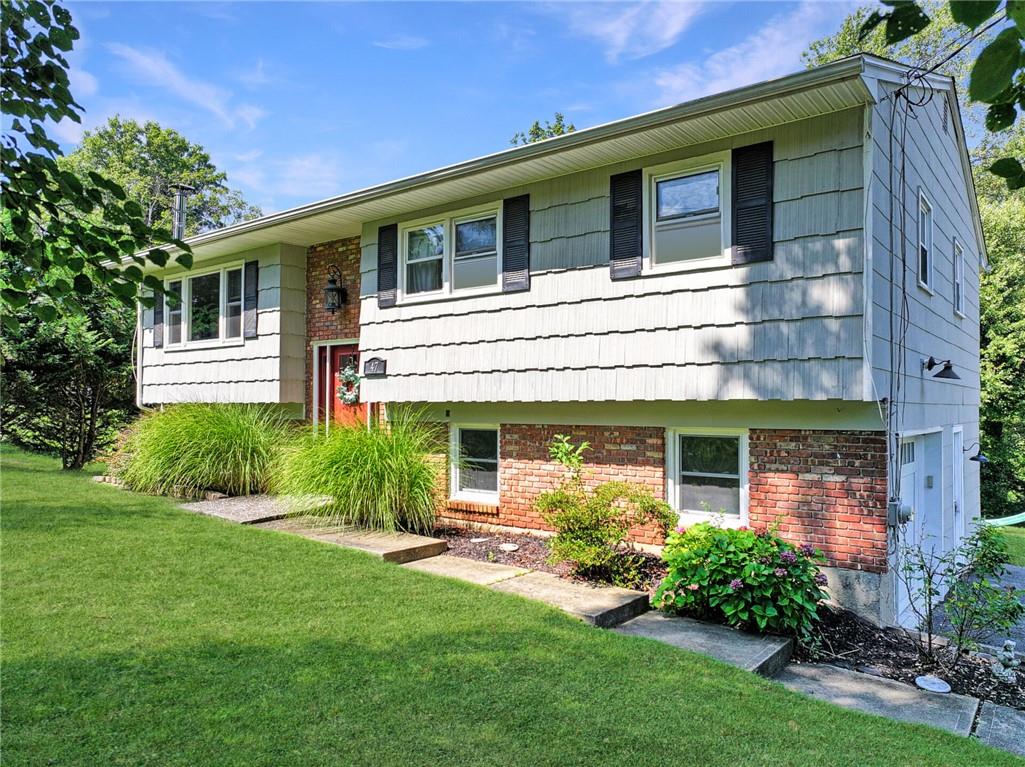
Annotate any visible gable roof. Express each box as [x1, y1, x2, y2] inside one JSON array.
[[159, 54, 985, 266]]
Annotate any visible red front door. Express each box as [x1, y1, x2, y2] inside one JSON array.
[[317, 344, 363, 428]]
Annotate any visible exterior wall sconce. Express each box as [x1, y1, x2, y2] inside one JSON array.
[[922, 356, 960, 380], [963, 442, 990, 464], [324, 264, 347, 313]]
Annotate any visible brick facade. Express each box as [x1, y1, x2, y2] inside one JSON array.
[[305, 236, 361, 415], [439, 424, 889, 568], [748, 430, 889, 573], [442, 424, 669, 546]]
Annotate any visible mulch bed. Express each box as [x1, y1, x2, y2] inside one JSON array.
[[796, 605, 1025, 710], [433, 527, 667, 592]]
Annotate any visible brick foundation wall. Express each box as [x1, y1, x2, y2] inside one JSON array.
[[305, 237, 361, 416], [437, 424, 889, 569], [748, 429, 888, 573], [441, 424, 669, 546]]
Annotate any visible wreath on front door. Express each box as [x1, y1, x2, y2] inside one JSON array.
[[337, 365, 361, 405]]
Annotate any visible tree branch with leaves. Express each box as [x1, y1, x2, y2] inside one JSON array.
[[1, 0, 193, 330]]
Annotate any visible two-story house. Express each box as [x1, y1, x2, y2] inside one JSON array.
[[137, 55, 986, 627]]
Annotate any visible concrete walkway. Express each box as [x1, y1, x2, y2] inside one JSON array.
[[616, 612, 792, 676], [182, 495, 1022, 756], [777, 663, 979, 736]]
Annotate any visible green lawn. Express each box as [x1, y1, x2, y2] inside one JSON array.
[[1002, 524, 1025, 567], [2, 446, 1019, 767]]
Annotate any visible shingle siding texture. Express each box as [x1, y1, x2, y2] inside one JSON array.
[[358, 108, 867, 404]]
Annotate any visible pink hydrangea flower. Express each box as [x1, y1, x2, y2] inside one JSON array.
[[687, 583, 700, 591], [675, 525, 687, 534]]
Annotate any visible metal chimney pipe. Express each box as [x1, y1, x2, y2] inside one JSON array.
[[169, 183, 196, 240]]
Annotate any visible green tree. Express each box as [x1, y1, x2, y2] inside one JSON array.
[[1, 0, 191, 328], [60, 116, 261, 237], [976, 126, 1025, 516], [0, 262, 137, 469], [510, 112, 576, 146]]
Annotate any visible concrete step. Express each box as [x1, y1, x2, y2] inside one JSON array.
[[776, 663, 979, 737], [403, 555, 528, 585], [308, 529, 447, 564], [490, 571, 649, 628], [615, 612, 793, 676]]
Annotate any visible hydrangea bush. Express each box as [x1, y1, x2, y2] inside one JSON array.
[[654, 522, 829, 637]]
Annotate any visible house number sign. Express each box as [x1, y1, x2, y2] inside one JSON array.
[[363, 357, 387, 377]]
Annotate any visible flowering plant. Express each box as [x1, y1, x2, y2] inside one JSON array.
[[654, 522, 828, 637]]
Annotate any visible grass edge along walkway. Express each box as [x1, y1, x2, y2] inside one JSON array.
[[2, 445, 1021, 767]]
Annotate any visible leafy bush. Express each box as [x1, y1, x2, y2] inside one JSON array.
[[655, 523, 828, 637], [537, 435, 674, 588], [117, 404, 289, 496], [898, 522, 1025, 665], [273, 409, 443, 533]]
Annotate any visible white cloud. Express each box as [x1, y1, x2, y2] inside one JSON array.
[[652, 1, 856, 105], [553, 1, 705, 63], [70, 67, 99, 99], [106, 43, 265, 131], [372, 34, 430, 51]]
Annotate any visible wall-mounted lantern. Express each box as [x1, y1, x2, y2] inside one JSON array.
[[963, 442, 990, 464], [922, 356, 960, 380], [324, 265, 347, 313]]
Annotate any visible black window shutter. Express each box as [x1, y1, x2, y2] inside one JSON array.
[[609, 169, 642, 279], [378, 223, 397, 308], [152, 291, 164, 348], [243, 260, 259, 338], [502, 194, 530, 292], [732, 141, 774, 265]]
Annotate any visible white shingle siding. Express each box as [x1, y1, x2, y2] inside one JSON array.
[[139, 243, 307, 406], [359, 108, 867, 403]]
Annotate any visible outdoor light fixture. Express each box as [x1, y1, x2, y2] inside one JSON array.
[[323, 265, 347, 313], [922, 356, 961, 380], [963, 442, 990, 464]]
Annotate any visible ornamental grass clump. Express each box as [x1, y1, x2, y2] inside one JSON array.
[[655, 523, 828, 638], [273, 409, 443, 533], [117, 403, 290, 497]]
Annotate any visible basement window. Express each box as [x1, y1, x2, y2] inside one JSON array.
[[451, 425, 499, 502], [666, 429, 749, 525]]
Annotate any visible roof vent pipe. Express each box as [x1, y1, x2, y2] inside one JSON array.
[[169, 183, 196, 240]]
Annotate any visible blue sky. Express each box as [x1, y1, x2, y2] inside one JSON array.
[[60, 1, 857, 214]]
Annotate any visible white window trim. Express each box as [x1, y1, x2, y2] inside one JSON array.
[[665, 427, 749, 528], [917, 189, 934, 294], [449, 423, 500, 504], [162, 261, 246, 351], [642, 150, 732, 276], [397, 202, 503, 305], [952, 238, 966, 318]]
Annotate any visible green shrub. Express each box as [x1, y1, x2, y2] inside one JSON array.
[[537, 434, 674, 587], [655, 523, 828, 637], [117, 403, 289, 497], [273, 409, 443, 533]]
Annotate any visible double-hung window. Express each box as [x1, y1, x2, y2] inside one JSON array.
[[667, 430, 748, 523], [451, 425, 499, 501], [918, 191, 933, 291], [164, 263, 244, 347], [644, 152, 731, 272], [953, 238, 965, 317], [400, 205, 501, 300]]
